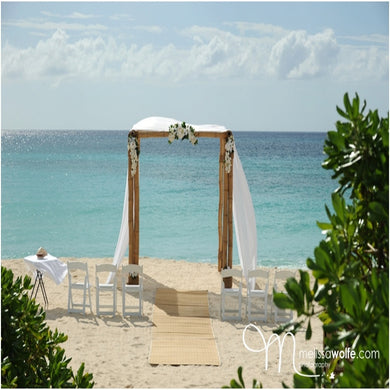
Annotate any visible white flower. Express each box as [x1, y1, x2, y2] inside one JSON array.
[[225, 136, 234, 153], [167, 122, 198, 146], [188, 130, 197, 145], [177, 126, 186, 140], [224, 135, 234, 173], [168, 130, 176, 143], [128, 135, 139, 177], [225, 158, 232, 173], [128, 139, 137, 152]]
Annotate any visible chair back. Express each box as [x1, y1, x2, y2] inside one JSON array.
[[273, 269, 296, 292], [96, 264, 117, 281], [122, 264, 143, 277], [67, 261, 89, 283], [221, 268, 242, 279], [221, 268, 242, 290], [67, 261, 92, 314], [68, 261, 88, 272], [248, 269, 269, 291]]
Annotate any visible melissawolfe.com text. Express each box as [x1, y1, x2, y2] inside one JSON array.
[[299, 347, 380, 361]]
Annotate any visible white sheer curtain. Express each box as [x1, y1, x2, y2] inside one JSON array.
[[233, 145, 257, 289], [108, 117, 258, 284], [107, 175, 129, 283]]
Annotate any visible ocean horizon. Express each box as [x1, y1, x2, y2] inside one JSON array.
[[2, 129, 335, 269]]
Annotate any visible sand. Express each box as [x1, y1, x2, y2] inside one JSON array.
[[2, 257, 323, 389]]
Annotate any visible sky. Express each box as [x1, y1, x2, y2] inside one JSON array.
[[1, 1, 389, 132]]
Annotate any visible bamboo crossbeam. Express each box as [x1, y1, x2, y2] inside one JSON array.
[[130, 129, 230, 139]]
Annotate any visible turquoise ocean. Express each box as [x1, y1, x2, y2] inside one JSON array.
[[2, 130, 335, 269]]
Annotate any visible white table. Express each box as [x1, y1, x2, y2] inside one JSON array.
[[24, 254, 68, 307]]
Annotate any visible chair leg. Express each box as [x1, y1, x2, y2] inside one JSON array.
[[88, 284, 92, 313], [247, 294, 251, 322], [122, 284, 125, 316], [82, 284, 86, 315], [138, 291, 142, 316], [113, 288, 116, 315], [96, 286, 99, 316], [68, 287, 72, 312]]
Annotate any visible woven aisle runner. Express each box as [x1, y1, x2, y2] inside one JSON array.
[[149, 289, 220, 366]]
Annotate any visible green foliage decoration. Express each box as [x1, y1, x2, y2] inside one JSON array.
[[223, 366, 262, 388], [272, 93, 389, 387], [1, 266, 94, 388]]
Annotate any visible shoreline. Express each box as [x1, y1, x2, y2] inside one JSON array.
[[2, 257, 323, 388]]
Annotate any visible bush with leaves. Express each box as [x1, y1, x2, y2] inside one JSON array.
[[223, 366, 262, 388], [1, 266, 95, 388], [272, 93, 388, 387]]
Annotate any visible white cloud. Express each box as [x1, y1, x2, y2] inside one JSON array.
[[40, 11, 99, 20], [2, 24, 387, 85], [226, 21, 288, 37], [133, 25, 163, 34], [109, 14, 134, 22], [341, 33, 388, 45], [3, 19, 107, 32], [333, 44, 389, 81], [269, 29, 339, 79]]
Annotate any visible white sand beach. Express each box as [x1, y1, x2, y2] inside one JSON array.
[[2, 257, 323, 389]]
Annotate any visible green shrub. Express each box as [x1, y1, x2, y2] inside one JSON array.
[[225, 93, 388, 388], [223, 366, 262, 388], [1, 266, 94, 388], [273, 93, 389, 387]]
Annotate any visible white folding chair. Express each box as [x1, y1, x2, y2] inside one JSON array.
[[95, 264, 117, 316], [272, 269, 295, 322], [247, 269, 269, 322], [121, 264, 143, 316], [67, 261, 92, 314], [220, 268, 243, 321]]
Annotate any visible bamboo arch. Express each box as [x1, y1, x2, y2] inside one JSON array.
[[127, 128, 234, 287]]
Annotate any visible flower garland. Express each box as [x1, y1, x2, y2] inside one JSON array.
[[168, 122, 198, 145], [224, 135, 234, 173], [128, 134, 140, 177]]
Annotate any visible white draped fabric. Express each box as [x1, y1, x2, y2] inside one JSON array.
[[108, 117, 257, 284], [232, 145, 257, 289]]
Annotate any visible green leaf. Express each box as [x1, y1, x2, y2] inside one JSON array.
[[314, 246, 331, 271], [340, 282, 358, 315], [344, 92, 353, 117], [352, 93, 360, 118], [285, 278, 304, 309], [331, 192, 345, 222], [237, 366, 245, 388], [293, 368, 315, 388], [316, 221, 332, 231], [327, 131, 345, 150], [305, 319, 312, 340], [336, 105, 349, 120], [369, 201, 388, 222], [273, 291, 295, 309]]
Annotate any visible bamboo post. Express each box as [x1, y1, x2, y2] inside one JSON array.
[[227, 148, 234, 271], [128, 149, 134, 266], [222, 135, 232, 288], [218, 139, 225, 272], [134, 136, 140, 266], [128, 131, 139, 285]]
